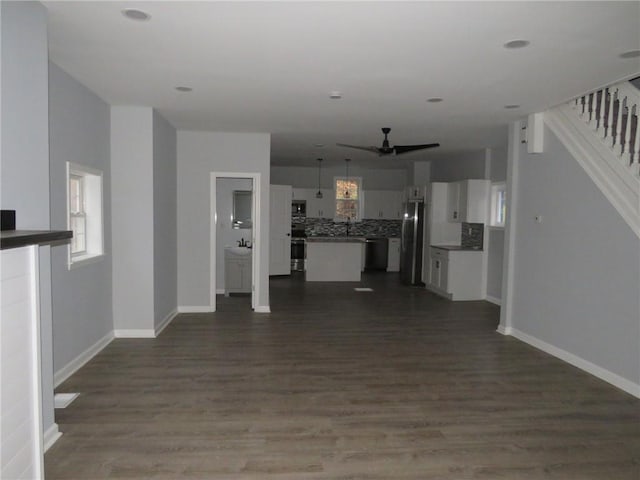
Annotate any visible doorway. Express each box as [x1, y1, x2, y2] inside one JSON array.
[[209, 172, 262, 312]]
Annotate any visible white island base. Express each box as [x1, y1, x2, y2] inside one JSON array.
[[305, 239, 363, 282]]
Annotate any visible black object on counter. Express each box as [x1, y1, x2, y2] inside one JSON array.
[[1, 210, 16, 231]]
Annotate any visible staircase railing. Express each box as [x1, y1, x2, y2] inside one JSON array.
[[545, 79, 640, 238], [572, 81, 639, 175]]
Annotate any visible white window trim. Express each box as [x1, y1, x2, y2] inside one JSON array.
[[67, 162, 105, 269], [333, 176, 363, 223], [490, 181, 507, 228]]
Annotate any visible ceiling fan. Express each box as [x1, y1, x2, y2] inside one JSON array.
[[337, 128, 440, 156]]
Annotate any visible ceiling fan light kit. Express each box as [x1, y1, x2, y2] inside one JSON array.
[[337, 127, 439, 157]]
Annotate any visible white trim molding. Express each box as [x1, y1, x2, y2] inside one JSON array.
[[155, 309, 178, 336], [210, 172, 264, 314], [113, 329, 156, 338], [254, 305, 271, 313], [54, 331, 114, 387], [485, 295, 502, 306], [500, 327, 640, 398], [43, 423, 63, 452], [178, 306, 215, 313]]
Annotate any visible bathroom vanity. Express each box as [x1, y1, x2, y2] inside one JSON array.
[[225, 247, 252, 294]]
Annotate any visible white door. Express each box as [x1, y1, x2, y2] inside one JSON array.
[[269, 185, 292, 275]]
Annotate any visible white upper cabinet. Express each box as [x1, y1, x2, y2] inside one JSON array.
[[447, 179, 490, 223], [363, 190, 403, 219], [292, 188, 309, 201], [292, 188, 333, 217], [306, 189, 334, 218]]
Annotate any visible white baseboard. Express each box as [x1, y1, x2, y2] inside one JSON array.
[[216, 288, 225, 294], [496, 324, 511, 335], [177, 306, 215, 313], [155, 309, 177, 336], [43, 423, 62, 452], [113, 329, 156, 338], [54, 331, 114, 387], [254, 305, 271, 313], [506, 327, 639, 398], [485, 295, 502, 306]]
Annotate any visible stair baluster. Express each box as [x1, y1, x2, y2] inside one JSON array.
[[597, 88, 607, 133], [622, 99, 631, 160], [614, 90, 624, 149], [605, 89, 615, 139], [633, 105, 639, 167]]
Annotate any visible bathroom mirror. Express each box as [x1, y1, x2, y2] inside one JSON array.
[[232, 190, 252, 229]]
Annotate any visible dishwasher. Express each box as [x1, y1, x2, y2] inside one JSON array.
[[364, 238, 389, 271]]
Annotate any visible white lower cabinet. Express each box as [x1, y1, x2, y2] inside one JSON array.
[[387, 238, 401, 272], [225, 251, 252, 294], [427, 247, 483, 300]]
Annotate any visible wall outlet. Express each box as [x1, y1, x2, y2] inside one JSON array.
[[535, 215, 543, 223]]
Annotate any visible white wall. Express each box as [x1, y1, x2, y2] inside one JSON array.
[[111, 107, 155, 332], [216, 178, 253, 290], [430, 150, 487, 182], [489, 147, 507, 182], [271, 165, 407, 190], [1, 0, 57, 437], [486, 146, 507, 302], [413, 161, 431, 186], [177, 131, 271, 310], [152, 110, 177, 329], [508, 124, 640, 391], [49, 62, 113, 377]]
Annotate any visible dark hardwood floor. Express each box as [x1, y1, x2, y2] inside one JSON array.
[[45, 273, 640, 479]]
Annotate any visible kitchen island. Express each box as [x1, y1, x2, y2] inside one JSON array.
[[305, 237, 365, 281]]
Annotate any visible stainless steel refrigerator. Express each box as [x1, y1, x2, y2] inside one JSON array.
[[400, 201, 425, 285]]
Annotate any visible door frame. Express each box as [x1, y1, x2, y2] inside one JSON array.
[[210, 172, 262, 312]]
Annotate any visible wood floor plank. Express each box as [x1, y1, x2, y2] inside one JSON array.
[[45, 273, 640, 479]]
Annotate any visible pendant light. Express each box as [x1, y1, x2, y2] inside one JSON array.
[[344, 158, 351, 198], [315, 158, 323, 199]]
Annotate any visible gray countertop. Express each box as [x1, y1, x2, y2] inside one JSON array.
[[306, 237, 366, 243], [431, 244, 483, 252]]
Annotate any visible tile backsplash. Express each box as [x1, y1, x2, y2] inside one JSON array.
[[299, 218, 402, 238], [461, 222, 484, 249]]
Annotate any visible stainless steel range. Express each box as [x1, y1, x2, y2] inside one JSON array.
[[291, 227, 306, 271]]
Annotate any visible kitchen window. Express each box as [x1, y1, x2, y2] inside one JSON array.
[[490, 182, 506, 227], [334, 176, 362, 222], [67, 162, 104, 268]]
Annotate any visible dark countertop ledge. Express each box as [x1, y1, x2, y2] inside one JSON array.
[[431, 244, 483, 252], [1, 230, 73, 250], [306, 237, 366, 243]]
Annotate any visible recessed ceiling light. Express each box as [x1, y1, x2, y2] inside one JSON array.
[[619, 49, 640, 59], [175, 86, 193, 92], [329, 91, 342, 99], [504, 39, 530, 49], [427, 97, 443, 103], [504, 104, 520, 109], [122, 8, 151, 21]]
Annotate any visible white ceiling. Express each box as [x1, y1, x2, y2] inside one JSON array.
[[44, 1, 640, 169]]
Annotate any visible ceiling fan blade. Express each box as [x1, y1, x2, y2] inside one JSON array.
[[336, 143, 381, 154], [393, 143, 440, 155]]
